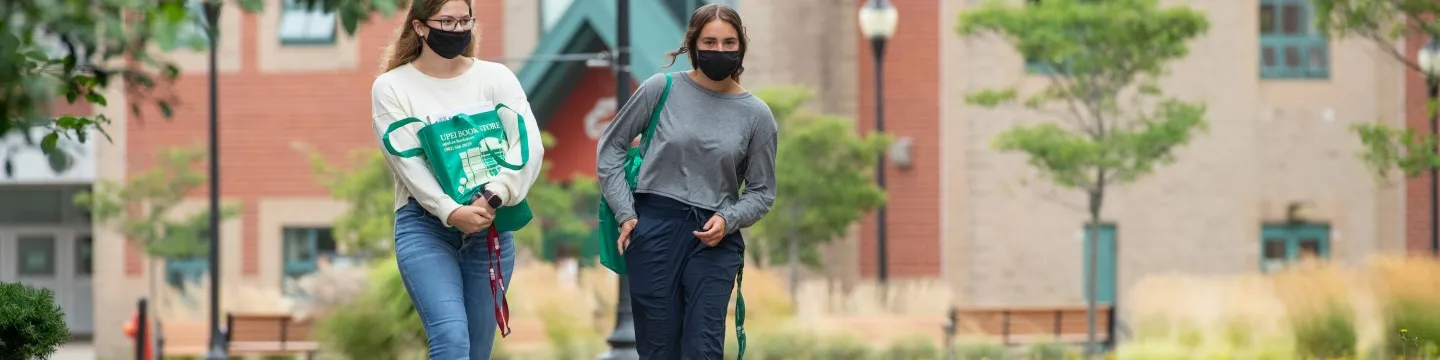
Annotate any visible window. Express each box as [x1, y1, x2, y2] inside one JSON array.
[[1081, 223, 1117, 305], [75, 234, 92, 276], [282, 227, 337, 297], [1259, 0, 1329, 78], [1022, 0, 1082, 75], [279, 0, 337, 45], [17, 235, 57, 276], [165, 228, 211, 290], [1260, 223, 1330, 273]]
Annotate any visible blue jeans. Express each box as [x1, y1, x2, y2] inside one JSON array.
[[394, 198, 516, 360]]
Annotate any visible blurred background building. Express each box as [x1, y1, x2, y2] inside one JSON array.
[[0, 0, 1431, 356]]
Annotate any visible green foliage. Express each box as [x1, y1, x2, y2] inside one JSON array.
[[0, 282, 70, 360], [309, 149, 397, 257], [953, 338, 1009, 360], [536, 299, 603, 359], [520, 133, 602, 263], [1292, 303, 1357, 358], [75, 145, 240, 259], [1313, 0, 1440, 180], [313, 258, 425, 360], [0, 0, 404, 177], [1385, 298, 1440, 358], [1027, 341, 1075, 360], [813, 333, 874, 360], [880, 334, 942, 360], [749, 85, 888, 269], [957, 0, 1209, 194]]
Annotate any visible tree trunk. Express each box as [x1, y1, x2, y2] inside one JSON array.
[[1085, 186, 1104, 360]]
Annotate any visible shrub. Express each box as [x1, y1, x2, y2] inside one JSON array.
[[313, 260, 425, 360], [951, 338, 1007, 360], [0, 282, 70, 360], [1385, 297, 1440, 358], [1292, 302, 1357, 358], [537, 299, 603, 359], [813, 333, 873, 360], [880, 334, 941, 360], [1027, 341, 1074, 360], [750, 327, 817, 360]]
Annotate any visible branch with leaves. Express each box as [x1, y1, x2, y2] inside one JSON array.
[[2, 0, 405, 177], [75, 145, 240, 259]]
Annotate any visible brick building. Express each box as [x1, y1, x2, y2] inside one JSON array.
[[0, 0, 1426, 356]]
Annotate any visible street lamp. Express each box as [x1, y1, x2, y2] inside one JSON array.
[[201, 1, 228, 359], [1421, 40, 1440, 257], [858, 0, 898, 284]]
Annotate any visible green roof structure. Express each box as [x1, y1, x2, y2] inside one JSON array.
[[516, 0, 690, 124]]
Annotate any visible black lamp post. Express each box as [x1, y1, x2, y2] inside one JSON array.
[[1423, 40, 1440, 256], [599, 0, 638, 359], [857, 0, 898, 284], [201, 1, 228, 359]]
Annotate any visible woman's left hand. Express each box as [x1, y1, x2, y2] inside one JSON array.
[[694, 215, 726, 247]]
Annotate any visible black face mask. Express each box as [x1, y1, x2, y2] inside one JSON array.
[[694, 50, 741, 81], [423, 26, 471, 59]]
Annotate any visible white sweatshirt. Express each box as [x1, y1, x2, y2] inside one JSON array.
[[370, 59, 544, 227]]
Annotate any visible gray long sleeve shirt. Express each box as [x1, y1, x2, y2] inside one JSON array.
[[597, 72, 778, 234]]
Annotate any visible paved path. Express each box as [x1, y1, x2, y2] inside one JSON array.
[[52, 341, 96, 360]]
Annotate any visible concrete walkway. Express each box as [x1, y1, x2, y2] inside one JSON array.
[[52, 341, 96, 360]]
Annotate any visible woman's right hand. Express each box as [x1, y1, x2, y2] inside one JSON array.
[[618, 218, 637, 255], [447, 206, 495, 234]]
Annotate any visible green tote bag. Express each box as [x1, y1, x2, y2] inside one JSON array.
[[595, 74, 749, 359], [381, 103, 534, 232]]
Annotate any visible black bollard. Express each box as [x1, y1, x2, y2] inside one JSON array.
[[135, 297, 148, 360]]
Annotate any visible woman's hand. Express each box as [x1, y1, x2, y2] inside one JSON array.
[[618, 218, 638, 255], [447, 206, 495, 234], [693, 215, 726, 247]]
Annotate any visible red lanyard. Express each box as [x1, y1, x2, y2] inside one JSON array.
[[487, 225, 512, 337]]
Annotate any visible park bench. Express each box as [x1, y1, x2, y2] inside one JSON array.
[[225, 313, 320, 359], [955, 305, 1113, 346], [157, 320, 211, 357]]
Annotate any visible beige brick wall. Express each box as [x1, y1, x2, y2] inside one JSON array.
[[941, 0, 1406, 307]]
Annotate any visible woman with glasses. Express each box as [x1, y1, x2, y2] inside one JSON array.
[[370, 0, 543, 358]]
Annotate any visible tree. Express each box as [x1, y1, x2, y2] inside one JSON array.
[[1, 0, 404, 177], [74, 145, 241, 300], [1310, 0, 1440, 179], [956, 0, 1209, 355], [749, 85, 888, 304]]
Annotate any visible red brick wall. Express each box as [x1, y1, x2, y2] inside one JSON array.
[[546, 68, 617, 182], [855, 0, 942, 278], [1405, 32, 1435, 255], [124, 5, 506, 276]]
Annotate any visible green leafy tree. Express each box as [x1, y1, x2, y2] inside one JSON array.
[[75, 145, 240, 259], [956, 0, 1209, 354], [1310, 0, 1440, 179], [1, 0, 404, 177], [309, 148, 398, 258], [750, 85, 888, 302]]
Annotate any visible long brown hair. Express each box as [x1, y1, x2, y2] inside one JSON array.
[[664, 4, 749, 82], [380, 0, 480, 73]]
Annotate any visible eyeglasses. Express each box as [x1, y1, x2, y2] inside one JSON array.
[[426, 17, 475, 32]]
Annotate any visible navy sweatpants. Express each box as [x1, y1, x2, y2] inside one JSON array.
[[626, 193, 744, 360]]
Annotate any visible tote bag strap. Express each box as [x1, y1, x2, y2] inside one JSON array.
[[639, 74, 674, 155], [382, 117, 425, 158], [487, 103, 531, 171]]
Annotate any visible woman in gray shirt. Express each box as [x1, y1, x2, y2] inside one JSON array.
[[595, 4, 777, 359]]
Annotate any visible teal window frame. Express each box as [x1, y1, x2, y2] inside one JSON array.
[[1260, 222, 1330, 273], [278, 0, 337, 46], [164, 228, 211, 290], [1082, 223, 1117, 305], [539, 0, 576, 36], [281, 227, 337, 297], [1259, 0, 1329, 79]]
